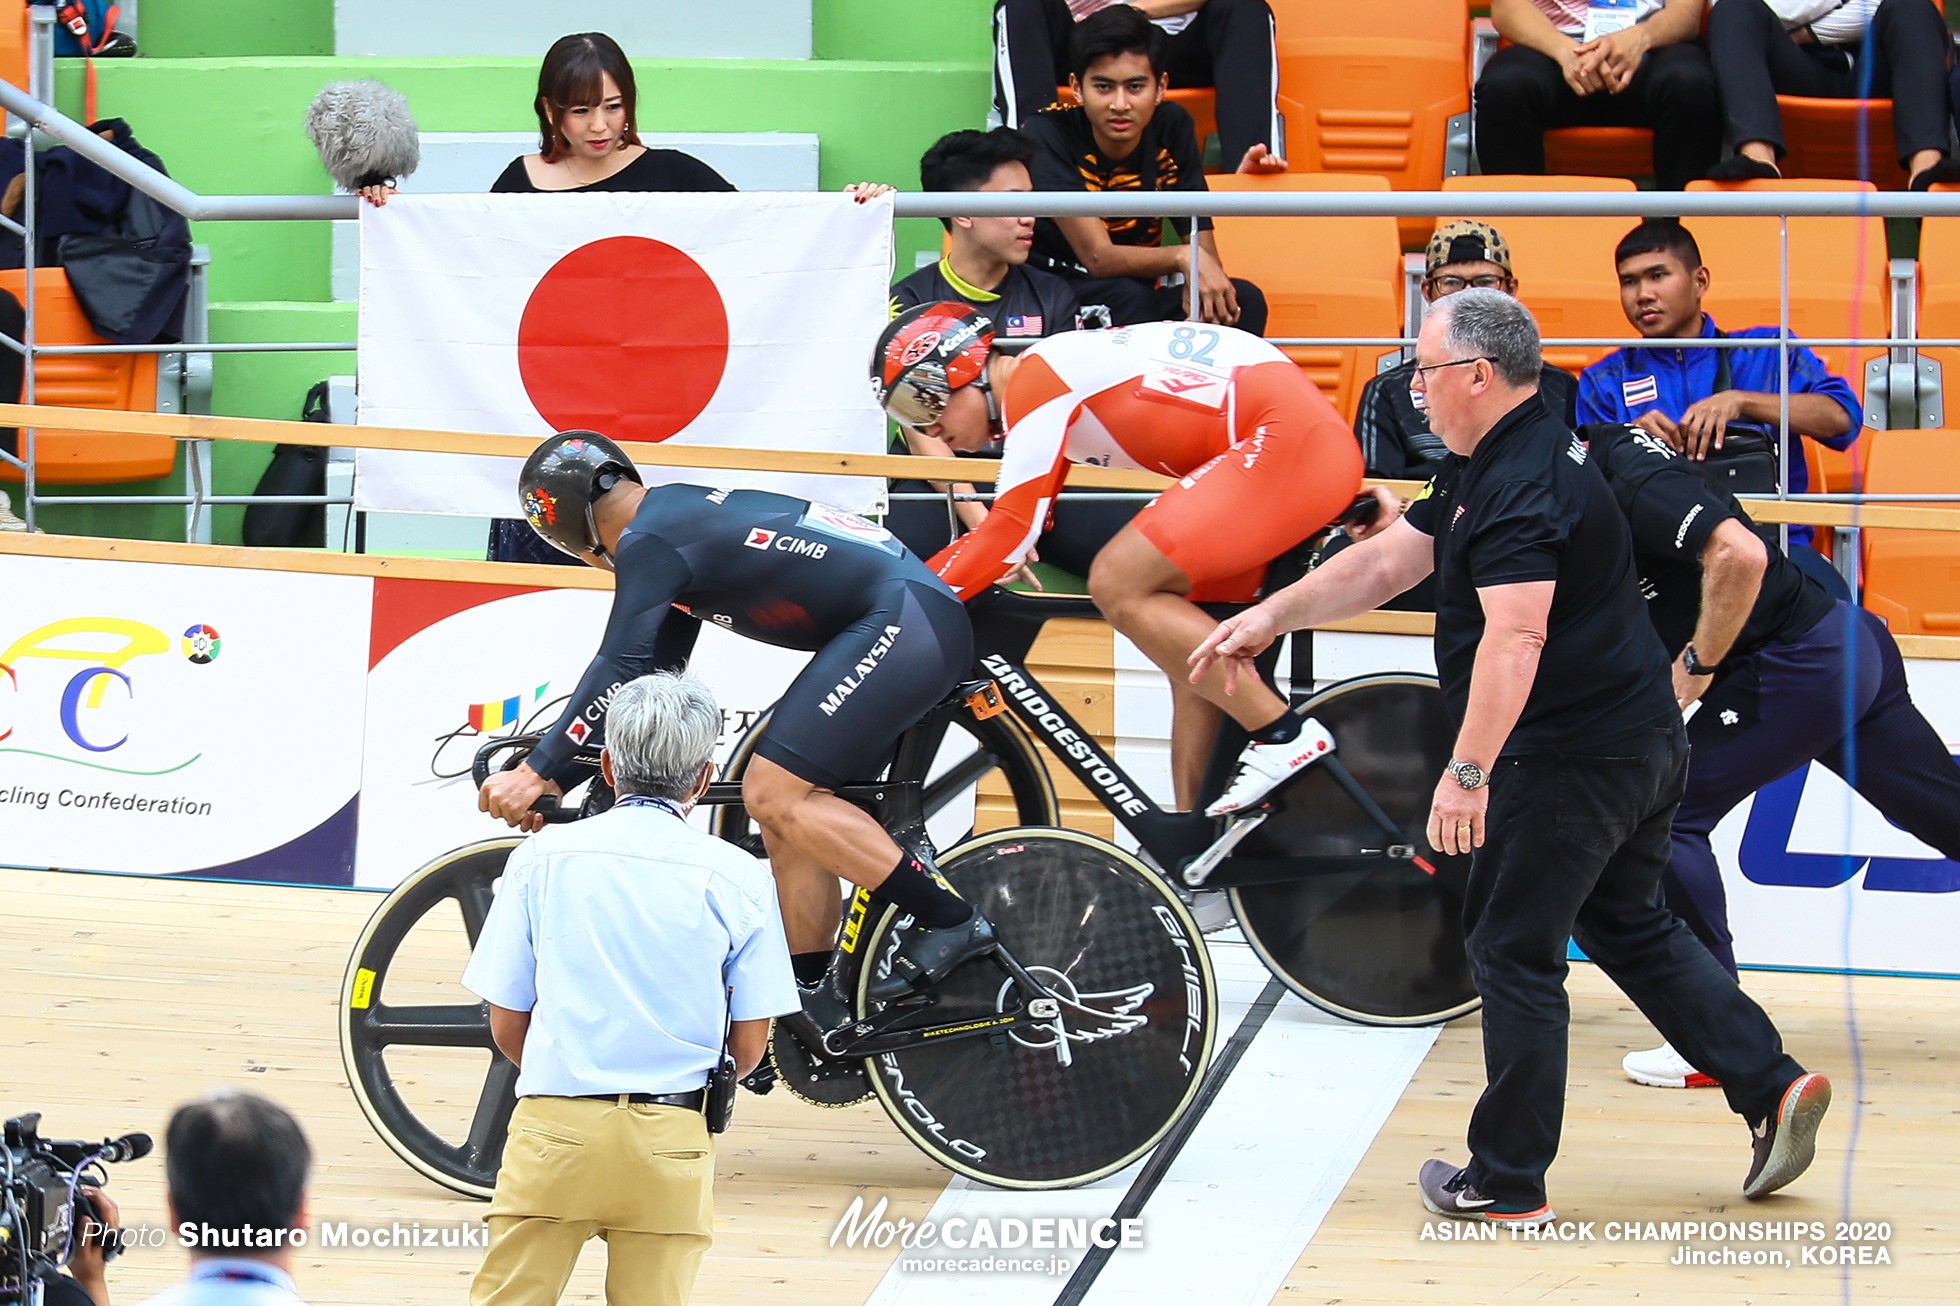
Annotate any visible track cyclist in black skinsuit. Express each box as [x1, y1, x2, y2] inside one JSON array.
[[477, 432, 996, 1046]]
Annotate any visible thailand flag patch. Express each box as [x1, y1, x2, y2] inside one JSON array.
[[1622, 374, 1659, 407]]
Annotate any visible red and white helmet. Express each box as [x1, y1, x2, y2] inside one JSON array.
[[871, 301, 995, 428]]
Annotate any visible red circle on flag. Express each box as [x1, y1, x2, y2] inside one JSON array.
[[516, 237, 730, 444]]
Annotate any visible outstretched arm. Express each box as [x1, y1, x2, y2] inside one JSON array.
[[1190, 517, 1434, 692]]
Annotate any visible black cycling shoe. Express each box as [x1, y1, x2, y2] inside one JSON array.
[[778, 979, 854, 1058], [867, 910, 998, 1003]]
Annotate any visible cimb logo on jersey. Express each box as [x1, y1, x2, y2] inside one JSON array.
[[564, 679, 627, 742], [745, 528, 828, 560]]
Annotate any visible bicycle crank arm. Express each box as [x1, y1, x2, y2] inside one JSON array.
[[823, 999, 1062, 1059], [1181, 811, 1268, 887]]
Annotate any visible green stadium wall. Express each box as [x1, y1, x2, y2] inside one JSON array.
[[37, 0, 991, 542]]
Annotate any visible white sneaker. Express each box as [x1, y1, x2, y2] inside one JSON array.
[[0, 490, 26, 532], [1623, 1041, 1720, 1089], [1205, 717, 1335, 817]]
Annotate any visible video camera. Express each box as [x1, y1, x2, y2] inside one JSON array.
[[1, 1113, 149, 1304]]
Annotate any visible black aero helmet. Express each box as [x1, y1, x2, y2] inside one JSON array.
[[518, 430, 642, 562]]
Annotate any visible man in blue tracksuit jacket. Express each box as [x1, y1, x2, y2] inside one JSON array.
[[1578, 219, 1863, 553]]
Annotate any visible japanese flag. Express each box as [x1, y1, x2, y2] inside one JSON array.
[[354, 191, 894, 517]]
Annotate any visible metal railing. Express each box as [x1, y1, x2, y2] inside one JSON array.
[[4, 58, 1959, 570]]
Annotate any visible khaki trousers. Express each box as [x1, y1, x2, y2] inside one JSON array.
[[470, 1095, 714, 1306]]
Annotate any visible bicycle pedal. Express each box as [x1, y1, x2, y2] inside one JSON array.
[[739, 1063, 777, 1095]]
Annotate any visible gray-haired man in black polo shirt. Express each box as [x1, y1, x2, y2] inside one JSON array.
[[1190, 288, 1829, 1227]]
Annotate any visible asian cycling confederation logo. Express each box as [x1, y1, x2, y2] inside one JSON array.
[[0, 617, 212, 774]]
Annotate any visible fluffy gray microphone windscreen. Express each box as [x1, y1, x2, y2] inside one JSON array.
[[306, 79, 421, 192]]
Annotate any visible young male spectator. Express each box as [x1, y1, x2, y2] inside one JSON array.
[[1354, 220, 1578, 482], [1193, 290, 1830, 1224], [466, 671, 799, 1306], [138, 1092, 312, 1306], [1023, 5, 1268, 335], [888, 128, 1136, 572], [1476, 0, 1720, 189], [891, 128, 1081, 335], [1577, 219, 1862, 550], [991, 0, 1287, 173], [1706, 0, 1960, 188]]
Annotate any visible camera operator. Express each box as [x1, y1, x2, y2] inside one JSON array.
[[138, 1092, 311, 1306], [42, 1188, 121, 1306]]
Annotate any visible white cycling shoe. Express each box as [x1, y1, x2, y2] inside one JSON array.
[[1205, 718, 1335, 818]]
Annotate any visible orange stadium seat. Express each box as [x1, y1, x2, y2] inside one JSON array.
[[1440, 174, 1637, 376], [1269, 0, 1471, 248], [1543, 127, 1654, 180], [1859, 429, 1960, 634], [1207, 172, 1403, 420], [1775, 100, 1910, 191], [1683, 179, 1886, 413], [1773, 0, 1940, 190], [0, 268, 173, 485], [0, 1, 24, 94]]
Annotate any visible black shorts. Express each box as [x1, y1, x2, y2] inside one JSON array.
[[751, 579, 974, 790]]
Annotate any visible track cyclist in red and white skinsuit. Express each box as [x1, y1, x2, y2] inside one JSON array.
[[872, 302, 1363, 815]]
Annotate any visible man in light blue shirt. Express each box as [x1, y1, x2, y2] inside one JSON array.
[[464, 671, 798, 1306], [137, 1091, 312, 1306]]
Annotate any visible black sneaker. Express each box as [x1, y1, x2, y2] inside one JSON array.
[[1418, 1159, 1555, 1227], [866, 911, 997, 1002], [1743, 1072, 1831, 1198]]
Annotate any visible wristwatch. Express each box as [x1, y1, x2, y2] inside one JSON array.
[[1682, 643, 1721, 677], [1447, 759, 1488, 791]]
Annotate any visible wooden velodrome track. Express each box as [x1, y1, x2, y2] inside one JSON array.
[[5, 866, 1953, 1305], [7, 409, 1960, 1302]]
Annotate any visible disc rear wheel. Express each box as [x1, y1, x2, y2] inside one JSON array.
[[1228, 674, 1478, 1026], [856, 829, 1218, 1189]]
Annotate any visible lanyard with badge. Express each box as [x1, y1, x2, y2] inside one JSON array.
[[612, 792, 739, 1131], [612, 795, 687, 819]]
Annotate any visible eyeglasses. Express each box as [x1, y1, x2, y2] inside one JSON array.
[[1425, 274, 1512, 295], [1408, 356, 1491, 389]]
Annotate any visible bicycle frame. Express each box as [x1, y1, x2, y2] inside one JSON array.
[[963, 586, 1425, 887]]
